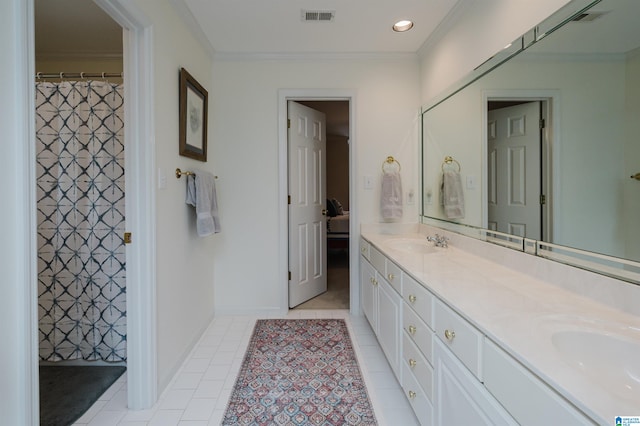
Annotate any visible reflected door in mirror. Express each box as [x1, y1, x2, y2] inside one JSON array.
[[487, 101, 542, 240]]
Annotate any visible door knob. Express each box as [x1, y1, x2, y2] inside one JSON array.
[[322, 209, 328, 215]]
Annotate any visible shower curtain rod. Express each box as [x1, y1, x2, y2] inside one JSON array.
[[35, 72, 123, 80]]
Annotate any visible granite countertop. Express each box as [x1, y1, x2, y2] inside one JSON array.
[[361, 227, 640, 424]]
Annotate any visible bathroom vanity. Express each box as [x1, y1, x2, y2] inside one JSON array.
[[360, 224, 640, 425]]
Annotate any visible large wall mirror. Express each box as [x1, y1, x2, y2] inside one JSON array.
[[422, 0, 640, 283]]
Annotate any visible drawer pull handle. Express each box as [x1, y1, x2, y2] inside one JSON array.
[[388, 273, 395, 281], [409, 358, 417, 368], [444, 329, 456, 341], [408, 390, 416, 399], [408, 325, 416, 335], [409, 294, 417, 303]]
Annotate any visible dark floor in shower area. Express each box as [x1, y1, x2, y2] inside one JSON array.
[[40, 365, 126, 426]]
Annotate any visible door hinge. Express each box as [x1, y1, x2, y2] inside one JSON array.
[[288, 271, 292, 280], [288, 195, 291, 204], [124, 232, 132, 244], [539, 118, 546, 129], [287, 119, 291, 129], [540, 194, 546, 205]]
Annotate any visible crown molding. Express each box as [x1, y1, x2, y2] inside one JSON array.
[[212, 51, 419, 62]]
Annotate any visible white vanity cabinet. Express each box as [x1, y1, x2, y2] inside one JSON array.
[[360, 257, 378, 332], [359, 241, 402, 376], [360, 235, 596, 425], [433, 338, 517, 426], [483, 339, 596, 426], [401, 273, 436, 425]]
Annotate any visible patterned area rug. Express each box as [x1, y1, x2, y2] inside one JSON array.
[[222, 319, 377, 425]]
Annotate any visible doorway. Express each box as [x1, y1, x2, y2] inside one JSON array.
[[34, 1, 127, 422], [278, 95, 352, 314], [286, 99, 352, 310]]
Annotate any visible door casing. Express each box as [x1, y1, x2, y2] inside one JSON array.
[[278, 89, 359, 315]]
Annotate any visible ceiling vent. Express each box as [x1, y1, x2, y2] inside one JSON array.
[[301, 10, 335, 22], [572, 11, 609, 22]]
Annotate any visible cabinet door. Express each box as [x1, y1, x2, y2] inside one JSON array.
[[434, 339, 517, 426], [378, 278, 401, 377], [360, 257, 378, 333]]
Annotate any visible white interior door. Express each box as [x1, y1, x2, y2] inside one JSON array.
[[487, 102, 542, 239], [288, 101, 327, 308]]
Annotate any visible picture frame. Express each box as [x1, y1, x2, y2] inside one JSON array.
[[179, 67, 208, 162]]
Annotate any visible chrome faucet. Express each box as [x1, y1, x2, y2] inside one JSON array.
[[427, 234, 449, 248]]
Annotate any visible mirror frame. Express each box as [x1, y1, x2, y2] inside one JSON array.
[[420, 0, 640, 285]]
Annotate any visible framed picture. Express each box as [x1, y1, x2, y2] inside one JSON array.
[[179, 67, 208, 162]]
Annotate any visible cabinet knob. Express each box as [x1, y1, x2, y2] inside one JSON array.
[[408, 390, 416, 399], [361, 247, 366, 253], [373, 279, 378, 286], [444, 329, 456, 341], [388, 273, 395, 281], [409, 294, 417, 303], [409, 358, 417, 368], [408, 325, 416, 335]]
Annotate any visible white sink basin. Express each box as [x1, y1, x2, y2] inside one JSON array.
[[551, 330, 640, 400], [386, 238, 438, 254]]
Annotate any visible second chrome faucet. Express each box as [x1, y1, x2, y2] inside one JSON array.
[[427, 234, 449, 248]]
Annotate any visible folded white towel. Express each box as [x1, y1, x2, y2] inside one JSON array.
[[381, 171, 403, 220], [185, 170, 221, 237], [441, 170, 465, 219]]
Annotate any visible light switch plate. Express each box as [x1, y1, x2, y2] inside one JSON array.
[[364, 175, 374, 190]]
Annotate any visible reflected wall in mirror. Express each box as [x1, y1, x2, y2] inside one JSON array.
[[422, 0, 640, 270]]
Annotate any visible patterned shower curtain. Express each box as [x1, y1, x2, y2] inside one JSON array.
[[36, 80, 126, 362]]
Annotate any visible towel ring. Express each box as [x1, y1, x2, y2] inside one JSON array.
[[382, 156, 401, 173], [441, 156, 461, 173]]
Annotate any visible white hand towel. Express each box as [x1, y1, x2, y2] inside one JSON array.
[[185, 170, 221, 237], [381, 171, 403, 220], [442, 170, 465, 219]]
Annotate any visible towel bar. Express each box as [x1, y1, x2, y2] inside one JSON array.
[[176, 168, 217, 179]]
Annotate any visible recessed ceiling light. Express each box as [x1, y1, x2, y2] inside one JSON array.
[[393, 20, 414, 32]]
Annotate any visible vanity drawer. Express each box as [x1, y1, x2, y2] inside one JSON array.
[[402, 359, 434, 426], [369, 245, 386, 275], [434, 299, 483, 380], [402, 274, 434, 329], [403, 333, 434, 402], [385, 260, 402, 294], [483, 339, 596, 426], [359, 238, 370, 260], [403, 304, 433, 363]]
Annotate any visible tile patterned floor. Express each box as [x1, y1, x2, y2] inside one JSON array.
[[73, 310, 419, 425]]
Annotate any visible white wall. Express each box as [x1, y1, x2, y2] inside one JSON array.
[[133, 0, 217, 391], [419, 0, 572, 104], [210, 56, 421, 313]]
